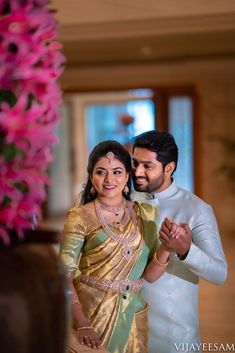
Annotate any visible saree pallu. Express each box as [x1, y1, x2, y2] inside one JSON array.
[[60, 201, 159, 353]]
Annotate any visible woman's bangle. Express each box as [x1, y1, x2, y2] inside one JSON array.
[[72, 300, 80, 305], [65, 271, 75, 279], [153, 251, 169, 267], [76, 326, 91, 332]]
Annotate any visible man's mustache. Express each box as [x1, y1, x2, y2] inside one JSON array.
[[133, 176, 148, 181]]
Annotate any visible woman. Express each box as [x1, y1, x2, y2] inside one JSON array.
[[60, 140, 183, 353]]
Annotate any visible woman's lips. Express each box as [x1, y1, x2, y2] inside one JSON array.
[[103, 185, 116, 190]]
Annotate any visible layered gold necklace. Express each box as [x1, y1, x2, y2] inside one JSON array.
[[94, 199, 138, 260], [98, 199, 127, 227], [99, 199, 126, 216]]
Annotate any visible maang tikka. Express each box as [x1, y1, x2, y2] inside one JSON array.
[[106, 151, 115, 164]]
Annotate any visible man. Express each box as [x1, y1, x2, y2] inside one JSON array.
[[131, 130, 227, 353]]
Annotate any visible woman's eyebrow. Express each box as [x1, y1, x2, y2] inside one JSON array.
[[95, 166, 124, 171]]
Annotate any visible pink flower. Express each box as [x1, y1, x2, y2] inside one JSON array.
[[0, 0, 65, 244], [0, 226, 10, 246]]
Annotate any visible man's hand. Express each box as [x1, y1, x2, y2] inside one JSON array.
[[159, 217, 192, 257]]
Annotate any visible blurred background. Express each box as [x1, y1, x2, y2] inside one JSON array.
[[44, 0, 235, 347]]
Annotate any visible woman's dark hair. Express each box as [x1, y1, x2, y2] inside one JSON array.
[[81, 140, 132, 205], [132, 130, 178, 172]]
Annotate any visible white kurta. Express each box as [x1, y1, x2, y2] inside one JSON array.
[[134, 180, 227, 353]]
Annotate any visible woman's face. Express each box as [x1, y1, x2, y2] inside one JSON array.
[[91, 156, 129, 200]]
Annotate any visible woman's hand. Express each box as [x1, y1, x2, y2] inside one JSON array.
[[66, 279, 102, 349], [77, 326, 101, 349], [160, 217, 186, 240]]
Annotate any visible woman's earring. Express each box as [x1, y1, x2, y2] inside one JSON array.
[[123, 185, 129, 195], [90, 186, 96, 194]]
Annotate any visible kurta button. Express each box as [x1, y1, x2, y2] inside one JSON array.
[[123, 295, 127, 299]]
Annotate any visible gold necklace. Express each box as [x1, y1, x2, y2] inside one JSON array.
[[98, 199, 126, 216], [94, 199, 138, 260], [107, 210, 129, 229]]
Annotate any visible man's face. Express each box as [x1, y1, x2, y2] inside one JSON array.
[[132, 147, 172, 194]]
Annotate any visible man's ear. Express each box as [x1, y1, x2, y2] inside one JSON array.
[[165, 162, 175, 177]]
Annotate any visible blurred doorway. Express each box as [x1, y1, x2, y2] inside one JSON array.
[[84, 89, 155, 154]]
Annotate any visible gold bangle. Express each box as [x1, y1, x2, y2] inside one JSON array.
[[72, 300, 80, 305], [153, 251, 169, 267], [76, 326, 91, 332], [65, 271, 75, 279]]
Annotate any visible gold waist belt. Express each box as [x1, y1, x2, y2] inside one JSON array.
[[80, 274, 144, 294]]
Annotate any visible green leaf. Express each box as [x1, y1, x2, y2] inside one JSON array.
[[0, 89, 17, 108], [1, 196, 11, 207], [0, 143, 23, 162], [15, 182, 28, 193]]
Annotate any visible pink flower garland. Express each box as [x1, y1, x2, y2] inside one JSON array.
[[0, 0, 65, 244]]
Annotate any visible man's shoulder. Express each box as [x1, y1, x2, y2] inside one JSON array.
[[131, 186, 211, 210], [177, 185, 210, 208]]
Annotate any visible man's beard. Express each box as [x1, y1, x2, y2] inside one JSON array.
[[133, 173, 165, 194]]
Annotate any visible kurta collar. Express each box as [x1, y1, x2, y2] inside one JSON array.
[[147, 179, 178, 200]]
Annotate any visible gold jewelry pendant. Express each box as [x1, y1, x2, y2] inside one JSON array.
[[122, 247, 132, 259]]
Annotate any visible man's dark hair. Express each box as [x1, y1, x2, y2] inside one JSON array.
[[132, 130, 178, 171]]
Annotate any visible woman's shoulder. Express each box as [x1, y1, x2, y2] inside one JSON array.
[[134, 200, 158, 210], [67, 202, 95, 217], [65, 204, 86, 220], [64, 202, 99, 235], [134, 201, 158, 222]]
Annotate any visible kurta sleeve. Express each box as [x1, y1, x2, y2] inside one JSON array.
[[60, 207, 86, 275], [180, 204, 228, 284]]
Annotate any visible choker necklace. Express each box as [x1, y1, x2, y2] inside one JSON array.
[[97, 199, 126, 216]]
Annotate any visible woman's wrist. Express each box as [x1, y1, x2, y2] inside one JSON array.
[[72, 302, 90, 329], [75, 319, 90, 329], [153, 248, 169, 267]]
